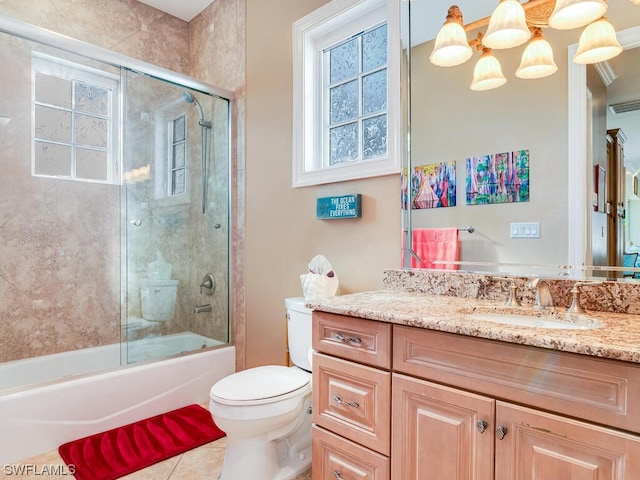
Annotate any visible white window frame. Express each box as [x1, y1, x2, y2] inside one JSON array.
[[31, 52, 120, 185], [292, 0, 401, 187]]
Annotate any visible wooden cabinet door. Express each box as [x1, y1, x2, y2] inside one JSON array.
[[391, 373, 495, 480], [495, 401, 640, 480]]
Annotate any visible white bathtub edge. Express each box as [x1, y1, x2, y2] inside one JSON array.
[[0, 345, 235, 464]]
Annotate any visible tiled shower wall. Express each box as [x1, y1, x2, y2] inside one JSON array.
[[0, 0, 243, 363]]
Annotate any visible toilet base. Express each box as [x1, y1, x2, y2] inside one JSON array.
[[217, 396, 312, 480]]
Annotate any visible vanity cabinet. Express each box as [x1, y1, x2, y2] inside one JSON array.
[[392, 325, 640, 480], [312, 311, 392, 479], [312, 311, 640, 479]]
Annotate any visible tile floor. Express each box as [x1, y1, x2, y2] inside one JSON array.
[[1, 406, 312, 480]]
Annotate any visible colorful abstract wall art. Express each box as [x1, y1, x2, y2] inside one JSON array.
[[402, 161, 456, 210], [466, 150, 529, 205]]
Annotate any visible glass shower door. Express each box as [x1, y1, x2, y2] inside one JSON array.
[[121, 69, 230, 364]]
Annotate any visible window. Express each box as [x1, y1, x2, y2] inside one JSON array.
[[32, 53, 119, 184], [292, 0, 400, 187]]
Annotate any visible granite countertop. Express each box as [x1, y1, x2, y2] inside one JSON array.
[[307, 290, 640, 364]]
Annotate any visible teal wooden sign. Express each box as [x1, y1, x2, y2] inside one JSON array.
[[316, 194, 362, 219]]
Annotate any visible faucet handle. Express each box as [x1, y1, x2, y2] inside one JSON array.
[[491, 276, 521, 307], [567, 281, 602, 314]]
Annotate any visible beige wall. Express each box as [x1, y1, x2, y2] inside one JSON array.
[[244, 0, 401, 368]]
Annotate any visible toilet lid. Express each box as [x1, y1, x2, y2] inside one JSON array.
[[211, 365, 310, 402]]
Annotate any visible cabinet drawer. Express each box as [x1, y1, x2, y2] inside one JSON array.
[[393, 325, 640, 434], [313, 352, 391, 455], [312, 311, 391, 368], [312, 425, 389, 480]]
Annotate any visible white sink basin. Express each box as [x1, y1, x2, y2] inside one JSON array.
[[458, 306, 603, 330], [465, 313, 599, 330]]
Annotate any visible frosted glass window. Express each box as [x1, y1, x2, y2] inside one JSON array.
[[362, 25, 387, 72], [330, 122, 358, 165], [292, 0, 400, 187], [362, 70, 387, 115], [32, 54, 119, 184], [330, 38, 358, 83], [363, 114, 387, 159], [325, 23, 388, 167], [169, 115, 187, 197], [330, 80, 358, 124]]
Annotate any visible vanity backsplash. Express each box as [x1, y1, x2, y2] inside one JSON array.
[[383, 269, 640, 315]]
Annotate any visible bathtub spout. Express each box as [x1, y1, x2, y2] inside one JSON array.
[[194, 304, 212, 314]]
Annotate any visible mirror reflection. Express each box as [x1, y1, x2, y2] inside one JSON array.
[[403, 0, 640, 279]]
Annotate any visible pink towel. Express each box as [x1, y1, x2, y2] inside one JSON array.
[[411, 228, 459, 269]]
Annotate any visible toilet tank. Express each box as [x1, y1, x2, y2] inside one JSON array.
[[285, 297, 312, 371]]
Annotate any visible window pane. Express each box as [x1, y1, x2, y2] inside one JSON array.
[[330, 38, 358, 84], [34, 141, 71, 176], [363, 114, 387, 159], [362, 25, 387, 72], [76, 147, 108, 181], [173, 143, 185, 168], [329, 122, 358, 165], [172, 169, 185, 195], [330, 80, 358, 124], [35, 105, 72, 142], [76, 113, 108, 148], [362, 69, 387, 115], [75, 82, 109, 116], [35, 73, 72, 107], [174, 116, 186, 142]]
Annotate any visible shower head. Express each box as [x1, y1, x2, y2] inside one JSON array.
[[183, 91, 205, 124]]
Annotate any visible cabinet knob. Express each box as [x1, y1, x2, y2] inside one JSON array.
[[476, 419, 488, 433], [333, 471, 344, 479], [496, 425, 508, 440], [335, 333, 362, 344], [333, 395, 359, 408]]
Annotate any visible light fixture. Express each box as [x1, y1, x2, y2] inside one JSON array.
[[0, 116, 10, 128], [630, 0, 640, 5], [429, 1, 624, 91], [548, 0, 608, 30], [470, 47, 507, 91], [573, 17, 623, 64], [429, 6, 473, 67], [516, 28, 558, 79], [483, 0, 531, 49]]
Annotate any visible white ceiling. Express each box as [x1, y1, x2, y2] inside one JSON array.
[[136, 0, 215, 22]]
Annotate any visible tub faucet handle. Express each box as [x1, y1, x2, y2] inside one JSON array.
[[200, 273, 215, 295]]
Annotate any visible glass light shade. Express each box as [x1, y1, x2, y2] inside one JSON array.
[[516, 30, 558, 79], [630, 0, 640, 5], [483, 0, 531, 49], [470, 48, 507, 91], [573, 17, 623, 64], [549, 0, 608, 30], [430, 22, 473, 67]]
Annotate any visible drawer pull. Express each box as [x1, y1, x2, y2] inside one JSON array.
[[333, 395, 360, 408], [333, 471, 344, 479], [476, 419, 488, 433], [496, 425, 508, 440], [335, 333, 362, 344]]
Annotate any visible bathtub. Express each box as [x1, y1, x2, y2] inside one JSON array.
[[0, 333, 235, 464]]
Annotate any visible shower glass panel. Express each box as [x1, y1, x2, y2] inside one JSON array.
[[0, 17, 231, 391], [122, 70, 230, 363]]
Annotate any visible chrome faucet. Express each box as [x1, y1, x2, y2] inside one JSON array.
[[528, 278, 553, 309]]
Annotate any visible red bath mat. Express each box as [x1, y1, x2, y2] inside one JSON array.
[[58, 404, 225, 480]]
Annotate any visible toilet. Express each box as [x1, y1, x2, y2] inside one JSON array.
[[209, 297, 313, 480], [140, 279, 179, 321]]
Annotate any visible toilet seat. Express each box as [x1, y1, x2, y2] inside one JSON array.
[[211, 365, 310, 406]]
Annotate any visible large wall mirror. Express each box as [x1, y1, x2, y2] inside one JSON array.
[[403, 0, 640, 279]]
